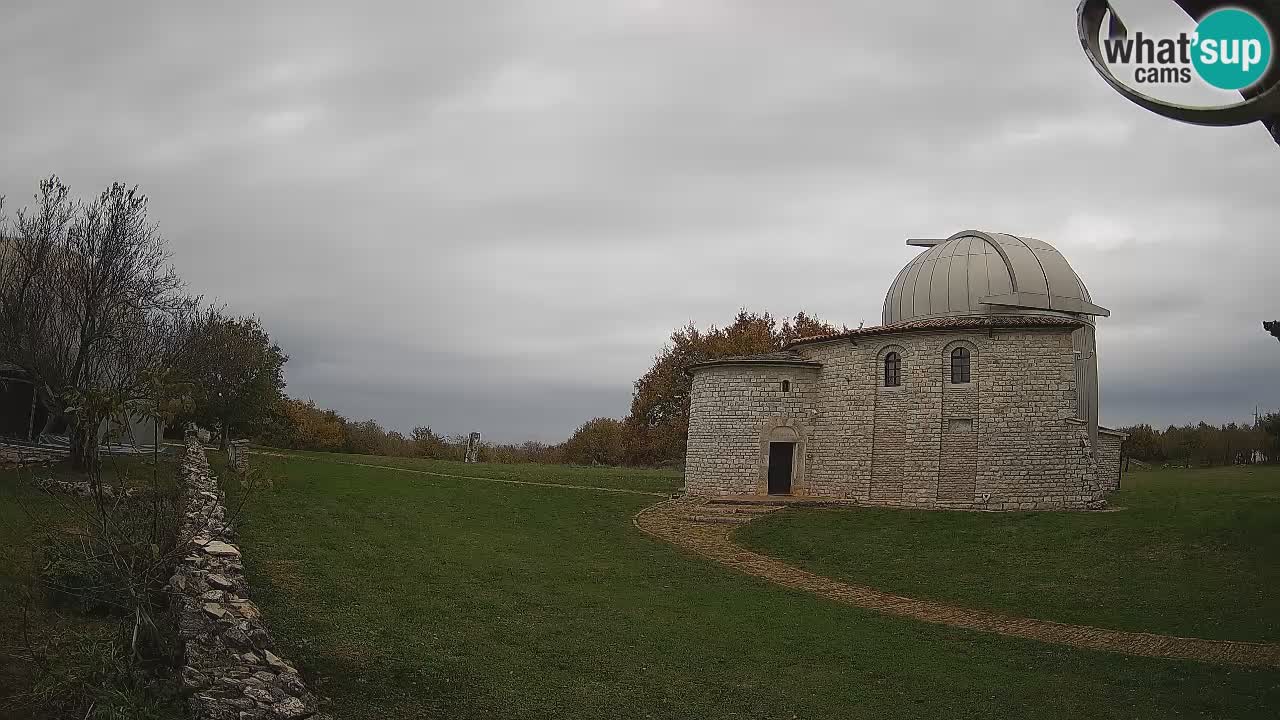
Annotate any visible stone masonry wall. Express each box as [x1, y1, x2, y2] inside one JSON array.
[[685, 365, 817, 495], [170, 434, 329, 720], [961, 331, 1103, 510], [939, 368, 979, 502], [686, 327, 1109, 510], [1097, 430, 1125, 492]]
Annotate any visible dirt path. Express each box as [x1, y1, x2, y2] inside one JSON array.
[[634, 498, 1280, 668]]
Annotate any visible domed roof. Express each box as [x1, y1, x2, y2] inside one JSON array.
[[882, 230, 1109, 326]]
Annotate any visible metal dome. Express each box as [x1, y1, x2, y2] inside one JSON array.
[[882, 230, 1109, 326]]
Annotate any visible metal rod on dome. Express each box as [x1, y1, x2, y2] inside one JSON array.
[[906, 238, 945, 247]]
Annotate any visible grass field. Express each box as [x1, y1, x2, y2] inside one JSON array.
[[738, 464, 1280, 643], [0, 453, 185, 719], [233, 452, 1280, 719], [257, 448, 683, 495]]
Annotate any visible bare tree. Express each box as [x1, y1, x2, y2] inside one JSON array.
[[0, 177, 187, 470]]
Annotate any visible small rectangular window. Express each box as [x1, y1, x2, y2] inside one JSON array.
[[948, 418, 974, 432], [781, 380, 790, 392]]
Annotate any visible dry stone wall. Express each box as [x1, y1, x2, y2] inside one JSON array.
[[170, 434, 330, 720], [686, 327, 1109, 510]]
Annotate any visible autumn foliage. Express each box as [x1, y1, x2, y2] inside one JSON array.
[[270, 398, 346, 451]]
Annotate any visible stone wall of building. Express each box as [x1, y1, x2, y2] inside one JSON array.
[[959, 330, 1103, 510], [686, 326, 1109, 510], [1097, 430, 1126, 492], [938, 361, 979, 503], [685, 365, 817, 495], [170, 435, 329, 720]]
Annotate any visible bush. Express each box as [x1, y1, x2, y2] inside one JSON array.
[[563, 418, 625, 466], [12, 617, 182, 720]]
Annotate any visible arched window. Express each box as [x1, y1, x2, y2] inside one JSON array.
[[951, 347, 971, 384], [884, 352, 901, 387]]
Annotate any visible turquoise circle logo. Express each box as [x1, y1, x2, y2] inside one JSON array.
[[1192, 8, 1272, 90]]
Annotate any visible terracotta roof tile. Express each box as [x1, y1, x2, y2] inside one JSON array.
[[785, 314, 1083, 348], [686, 350, 822, 373]]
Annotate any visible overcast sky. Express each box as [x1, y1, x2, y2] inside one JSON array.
[[3, 0, 1277, 441]]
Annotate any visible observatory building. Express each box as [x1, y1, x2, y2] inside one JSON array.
[[684, 230, 1126, 510]]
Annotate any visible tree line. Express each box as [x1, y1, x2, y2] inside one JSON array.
[[256, 311, 1280, 469], [1120, 417, 1280, 467], [253, 397, 562, 463]]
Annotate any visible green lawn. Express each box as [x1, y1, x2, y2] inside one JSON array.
[[0, 463, 67, 715], [738, 464, 1280, 643], [0, 452, 185, 719], [254, 448, 683, 495], [234, 452, 1280, 719]]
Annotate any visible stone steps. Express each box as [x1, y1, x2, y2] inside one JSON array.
[[705, 495, 840, 508], [679, 499, 786, 525], [674, 494, 858, 525]]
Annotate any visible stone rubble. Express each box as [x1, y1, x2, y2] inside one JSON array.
[[35, 477, 139, 499], [170, 432, 331, 720]]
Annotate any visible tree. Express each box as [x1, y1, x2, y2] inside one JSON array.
[[563, 417, 625, 465], [0, 177, 186, 470], [622, 310, 842, 466], [176, 311, 287, 448], [1266, 321, 1280, 342]]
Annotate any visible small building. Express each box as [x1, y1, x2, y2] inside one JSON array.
[[684, 230, 1126, 510], [0, 362, 46, 440], [0, 361, 164, 449]]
